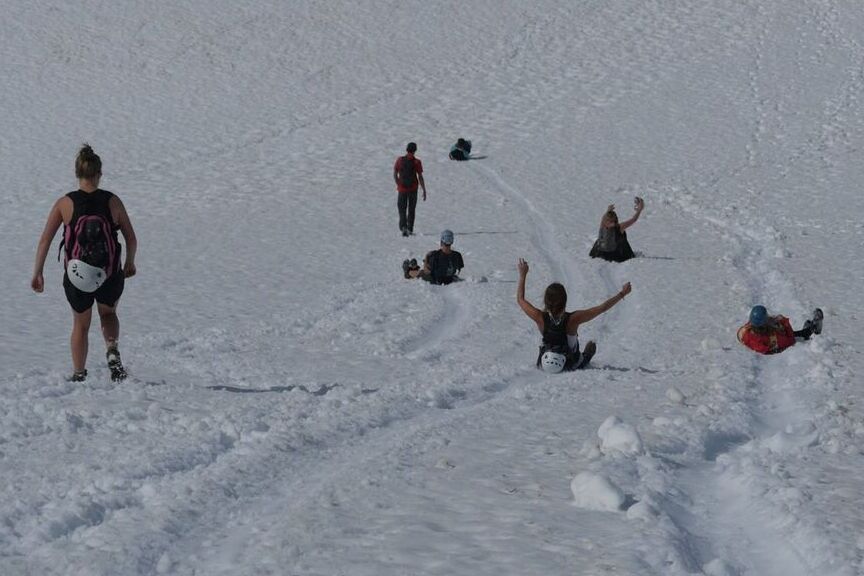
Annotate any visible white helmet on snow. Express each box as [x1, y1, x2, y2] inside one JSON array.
[[540, 351, 567, 374], [66, 259, 107, 293]]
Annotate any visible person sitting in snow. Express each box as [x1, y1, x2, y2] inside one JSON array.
[[448, 138, 472, 161], [402, 229, 464, 285], [589, 197, 644, 262], [737, 305, 823, 355], [517, 258, 631, 373]]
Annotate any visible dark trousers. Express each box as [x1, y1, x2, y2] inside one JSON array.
[[794, 325, 814, 339], [397, 190, 418, 232]]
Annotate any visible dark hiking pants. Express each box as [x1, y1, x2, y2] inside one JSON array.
[[397, 190, 418, 233]]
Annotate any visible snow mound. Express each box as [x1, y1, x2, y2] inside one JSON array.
[[570, 472, 625, 512], [598, 416, 644, 456], [762, 422, 819, 454], [702, 558, 740, 576], [666, 387, 685, 404], [625, 499, 659, 522]]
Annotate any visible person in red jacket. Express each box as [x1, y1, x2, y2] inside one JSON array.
[[737, 305, 823, 355], [393, 142, 427, 237]]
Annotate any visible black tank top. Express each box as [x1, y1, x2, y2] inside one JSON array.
[[542, 312, 570, 350], [65, 189, 121, 272]]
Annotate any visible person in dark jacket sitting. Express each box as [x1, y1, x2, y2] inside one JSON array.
[[589, 196, 644, 262], [402, 229, 464, 285], [449, 138, 472, 161]]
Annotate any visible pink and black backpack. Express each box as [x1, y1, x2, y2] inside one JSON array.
[[60, 190, 121, 290]]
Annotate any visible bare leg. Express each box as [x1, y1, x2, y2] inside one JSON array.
[[71, 308, 93, 372], [98, 301, 127, 380], [97, 301, 120, 348]]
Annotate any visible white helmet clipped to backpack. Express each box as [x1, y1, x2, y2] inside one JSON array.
[[540, 351, 567, 374], [66, 259, 107, 293]]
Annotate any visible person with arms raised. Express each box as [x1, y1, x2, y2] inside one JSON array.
[[589, 196, 644, 262], [517, 258, 630, 372]]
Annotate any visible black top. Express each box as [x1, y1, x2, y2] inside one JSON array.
[[589, 225, 635, 262], [542, 311, 571, 351], [424, 249, 464, 285], [65, 189, 121, 272]]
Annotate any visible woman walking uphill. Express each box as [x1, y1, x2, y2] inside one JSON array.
[[32, 145, 138, 382]]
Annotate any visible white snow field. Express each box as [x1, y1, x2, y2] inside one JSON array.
[[2, 1, 864, 574]]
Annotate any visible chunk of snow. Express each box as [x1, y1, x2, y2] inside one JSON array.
[[700, 338, 720, 350], [625, 499, 658, 521], [703, 558, 740, 576], [570, 472, 625, 512], [666, 387, 685, 404], [762, 424, 819, 454], [598, 416, 643, 456]]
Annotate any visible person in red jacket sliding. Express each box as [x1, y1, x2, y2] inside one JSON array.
[[737, 305, 823, 355]]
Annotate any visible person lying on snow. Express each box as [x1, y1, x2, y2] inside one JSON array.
[[737, 305, 823, 355], [516, 257, 631, 373], [402, 229, 464, 285], [448, 138, 472, 161], [589, 196, 644, 262]]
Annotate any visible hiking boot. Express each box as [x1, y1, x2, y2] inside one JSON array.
[[401, 227, 409, 237], [578, 341, 597, 369], [812, 308, 823, 335], [106, 346, 127, 382], [68, 369, 88, 382], [402, 259, 412, 279]]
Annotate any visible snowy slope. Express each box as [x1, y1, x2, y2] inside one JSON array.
[[2, 1, 863, 574]]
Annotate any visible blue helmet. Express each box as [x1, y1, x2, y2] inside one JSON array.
[[749, 305, 768, 327]]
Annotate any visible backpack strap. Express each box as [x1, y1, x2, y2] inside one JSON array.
[[57, 191, 77, 264], [426, 250, 439, 281]]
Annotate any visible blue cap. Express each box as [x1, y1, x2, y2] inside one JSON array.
[[440, 229, 454, 245], [749, 305, 768, 327]]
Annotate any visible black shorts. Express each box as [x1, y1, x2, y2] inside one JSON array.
[[63, 270, 125, 313]]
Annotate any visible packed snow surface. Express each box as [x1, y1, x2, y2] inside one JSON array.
[[2, 1, 864, 575]]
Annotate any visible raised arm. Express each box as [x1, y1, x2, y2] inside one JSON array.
[[618, 197, 644, 231], [517, 258, 544, 330], [31, 198, 65, 292], [567, 282, 631, 332]]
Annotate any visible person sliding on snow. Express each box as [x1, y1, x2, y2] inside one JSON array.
[[449, 138, 472, 161], [516, 258, 631, 373], [737, 305, 823, 355], [402, 229, 464, 285], [589, 197, 644, 262], [31, 144, 138, 382]]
